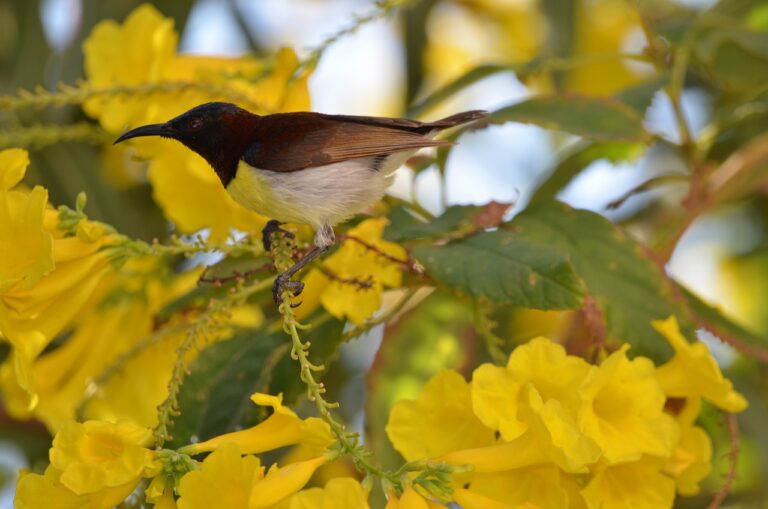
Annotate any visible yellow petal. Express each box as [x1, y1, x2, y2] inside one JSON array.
[[399, 486, 430, 509], [182, 412, 331, 456], [468, 465, 568, 509], [471, 363, 525, 441], [581, 460, 676, 509], [653, 316, 748, 413], [453, 488, 534, 509], [271, 477, 370, 509], [0, 185, 54, 292], [0, 148, 30, 190], [248, 456, 327, 508]]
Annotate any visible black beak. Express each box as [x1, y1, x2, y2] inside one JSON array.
[[113, 123, 171, 145]]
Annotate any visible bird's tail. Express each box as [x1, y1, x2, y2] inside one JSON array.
[[430, 109, 489, 128]]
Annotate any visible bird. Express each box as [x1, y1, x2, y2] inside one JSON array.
[[114, 102, 488, 304]]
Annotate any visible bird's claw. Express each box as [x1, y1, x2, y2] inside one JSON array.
[[273, 274, 304, 306], [262, 219, 295, 252]]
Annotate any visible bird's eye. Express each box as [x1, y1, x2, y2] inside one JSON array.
[[189, 118, 203, 130]]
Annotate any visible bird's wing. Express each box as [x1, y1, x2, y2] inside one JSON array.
[[244, 112, 478, 173]]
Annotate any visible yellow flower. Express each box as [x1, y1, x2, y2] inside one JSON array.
[[49, 420, 155, 494], [0, 148, 53, 293], [578, 346, 678, 464], [177, 442, 327, 509], [82, 3, 177, 132], [653, 316, 748, 413], [471, 337, 591, 441], [177, 443, 263, 509], [663, 398, 712, 496], [15, 464, 139, 509], [386, 369, 496, 462], [304, 218, 407, 324], [271, 477, 370, 509], [580, 460, 676, 509], [180, 392, 333, 456]]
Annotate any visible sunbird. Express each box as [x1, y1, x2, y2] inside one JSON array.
[[114, 102, 488, 303]]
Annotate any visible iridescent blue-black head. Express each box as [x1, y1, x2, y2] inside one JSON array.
[[114, 102, 260, 186]]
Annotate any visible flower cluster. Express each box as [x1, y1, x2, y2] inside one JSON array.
[[16, 393, 371, 509], [385, 316, 747, 508], [0, 148, 262, 432], [0, 148, 122, 413], [83, 3, 310, 241]]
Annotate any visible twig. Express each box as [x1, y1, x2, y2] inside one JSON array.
[[318, 266, 375, 290], [198, 262, 274, 287], [338, 234, 413, 267]]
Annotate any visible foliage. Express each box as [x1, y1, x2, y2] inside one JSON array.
[[2, 0, 768, 508]]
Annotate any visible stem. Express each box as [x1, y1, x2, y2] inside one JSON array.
[[280, 299, 392, 479], [342, 287, 420, 342], [0, 122, 111, 149], [0, 81, 270, 113]]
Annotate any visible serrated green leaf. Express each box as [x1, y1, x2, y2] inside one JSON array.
[[512, 201, 684, 358], [530, 141, 643, 203], [413, 231, 585, 310], [167, 330, 287, 448], [491, 95, 649, 141]]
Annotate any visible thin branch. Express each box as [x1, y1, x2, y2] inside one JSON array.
[[342, 287, 420, 342]]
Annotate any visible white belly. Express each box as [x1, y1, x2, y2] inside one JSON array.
[[226, 155, 408, 229]]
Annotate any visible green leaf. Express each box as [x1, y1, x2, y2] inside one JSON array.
[[681, 286, 768, 355], [490, 95, 649, 142], [512, 201, 685, 358], [167, 330, 287, 448], [413, 230, 585, 310], [384, 205, 482, 242], [695, 26, 768, 93], [530, 141, 643, 203]]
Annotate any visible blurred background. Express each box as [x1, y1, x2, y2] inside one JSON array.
[[1, 0, 767, 507]]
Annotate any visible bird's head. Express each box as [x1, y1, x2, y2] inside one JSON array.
[[114, 102, 259, 185]]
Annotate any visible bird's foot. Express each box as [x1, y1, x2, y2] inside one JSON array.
[[273, 273, 305, 306], [262, 219, 295, 252]]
